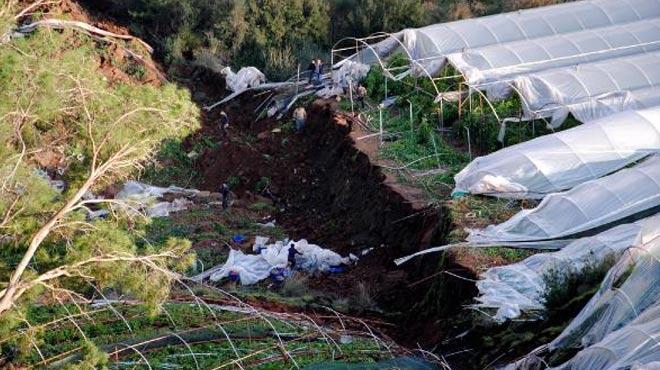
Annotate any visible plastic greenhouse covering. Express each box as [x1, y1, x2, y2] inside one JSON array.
[[513, 50, 660, 126], [544, 235, 660, 370], [446, 17, 660, 100], [453, 107, 660, 198], [467, 155, 660, 247], [400, 0, 660, 76], [475, 214, 660, 322]]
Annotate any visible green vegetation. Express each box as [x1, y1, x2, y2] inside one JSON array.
[[89, 0, 440, 78], [6, 302, 388, 368], [0, 14, 199, 365]]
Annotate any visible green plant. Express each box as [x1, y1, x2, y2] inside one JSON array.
[[543, 254, 617, 311], [254, 176, 271, 193], [226, 175, 241, 188]]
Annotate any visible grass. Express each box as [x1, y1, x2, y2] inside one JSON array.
[[141, 139, 199, 188], [7, 302, 388, 369], [447, 196, 532, 242], [141, 205, 288, 274]]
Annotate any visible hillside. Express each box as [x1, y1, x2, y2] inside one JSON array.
[[1, 0, 652, 370]]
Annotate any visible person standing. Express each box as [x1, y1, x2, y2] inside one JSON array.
[[218, 110, 229, 137], [356, 83, 367, 109], [221, 183, 230, 210], [307, 59, 316, 83], [293, 106, 307, 132], [313, 58, 324, 83], [287, 243, 302, 269]]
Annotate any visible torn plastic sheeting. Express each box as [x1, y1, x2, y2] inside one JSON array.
[[513, 51, 660, 127], [332, 60, 370, 89], [475, 214, 660, 322], [546, 237, 660, 370], [548, 235, 660, 352], [446, 17, 660, 101], [453, 107, 660, 199], [551, 305, 660, 370], [222, 66, 265, 92], [115, 180, 199, 217], [467, 155, 660, 246], [205, 238, 349, 286]]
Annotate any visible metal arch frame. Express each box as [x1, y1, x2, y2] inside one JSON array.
[[330, 31, 571, 144], [332, 32, 520, 132], [331, 32, 445, 98]]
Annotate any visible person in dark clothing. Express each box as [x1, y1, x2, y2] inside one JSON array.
[[307, 59, 315, 83], [312, 58, 324, 84], [287, 243, 302, 269], [221, 183, 230, 210], [356, 83, 367, 109], [218, 111, 229, 137]]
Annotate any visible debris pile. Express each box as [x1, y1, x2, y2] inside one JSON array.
[[114, 180, 202, 217], [194, 237, 351, 285]]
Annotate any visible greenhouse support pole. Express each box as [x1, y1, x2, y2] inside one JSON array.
[[349, 79, 355, 116], [431, 133, 440, 169], [330, 49, 335, 79], [469, 87, 473, 113], [385, 77, 388, 100], [439, 99, 444, 131], [379, 106, 384, 146], [458, 83, 462, 122], [296, 63, 300, 95], [408, 100, 414, 133], [465, 126, 472, 161]]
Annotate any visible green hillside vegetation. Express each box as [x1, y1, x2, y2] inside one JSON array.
[[88, 0, 567, 79], [0, 14, 200, 364]]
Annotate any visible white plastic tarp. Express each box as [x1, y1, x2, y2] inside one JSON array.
[[546, 236, 660, 369], [447, 18, 660, 100], [467, 155, 660, 246], [453, 107, 660, 198], [115, 180, 198, 217], [475, 214, 660, 322], [222, 66, 266, 92], [201, 238, 349, 285], [514, 51, 660, 126], [402, 0, 660, 76]]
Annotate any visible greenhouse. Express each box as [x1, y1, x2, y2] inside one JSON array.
[[333, 0, 660, 135], [467, 155, 660, 246], [453, 107, 660, 198], [513, 50, 660, 126], [399, 0, 660, 76], [446, 17, 660, 101]]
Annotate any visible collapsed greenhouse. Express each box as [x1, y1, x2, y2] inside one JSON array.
[[330, 0, 660, 368]]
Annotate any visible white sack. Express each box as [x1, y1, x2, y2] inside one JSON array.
[[222, 66, 266, 92], [209, 249, 275, 285], [453, 107, 660, 198], [208, 238, 349, 286], [467, 155, 660, 246], [476, 214, 660, 322]]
